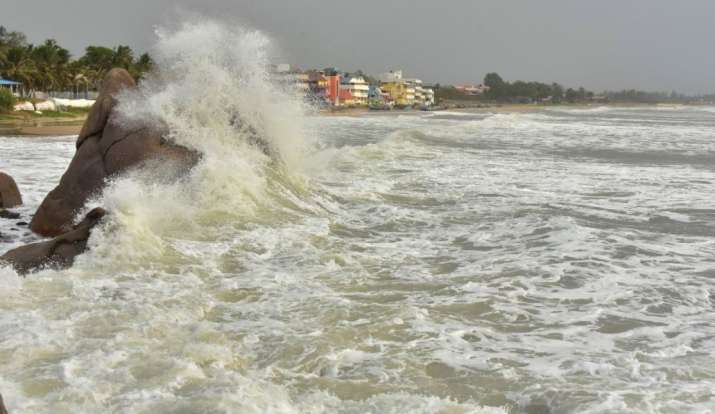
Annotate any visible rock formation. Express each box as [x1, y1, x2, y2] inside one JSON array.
[[1, 208, 106, 275], [29, 68, 197, 237], [0, 393, 7, 414], [0, 210, 20, 219], [0, 172, 22, 209], [0, 68, 197, 274]]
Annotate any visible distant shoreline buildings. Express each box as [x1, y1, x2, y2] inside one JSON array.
[[270, 65, 435, 109]]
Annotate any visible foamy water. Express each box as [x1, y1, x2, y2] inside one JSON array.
[[2, 23, 715, 414]]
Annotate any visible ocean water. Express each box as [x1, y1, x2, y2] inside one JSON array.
[[2, 24, 715, 414]]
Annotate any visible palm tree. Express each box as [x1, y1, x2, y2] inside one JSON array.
[[130, 52, 154, 81], [0, 48, 7, 69], [80, 45, 115, 89], [2, 46, 37, 97], [113, 45, 134, 69], [67, 61, 90, 98], [31, 39, 71, 95]]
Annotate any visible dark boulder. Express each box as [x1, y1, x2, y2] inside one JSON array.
[[0, 393, 7, 414], [0, 172, 22, 209], [0, 210, 20, 219], [1, 208, 106, 275], [30, 68, 198, 237]]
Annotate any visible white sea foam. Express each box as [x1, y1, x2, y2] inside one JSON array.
[[87, 21, 319, 266], [2, 19, 715, 414]]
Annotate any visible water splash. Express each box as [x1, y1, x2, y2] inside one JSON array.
[[87, 21, 317, 263]]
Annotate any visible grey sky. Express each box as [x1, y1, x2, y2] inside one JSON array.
[[4, 0, 715, 93]]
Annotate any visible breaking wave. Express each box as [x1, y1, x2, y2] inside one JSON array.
[[86, 21, 321, 265]]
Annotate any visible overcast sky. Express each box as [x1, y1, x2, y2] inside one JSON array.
[[4, 0, 715, 93]]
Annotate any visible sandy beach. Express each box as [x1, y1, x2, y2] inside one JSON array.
[[0, 114, 86, 136]]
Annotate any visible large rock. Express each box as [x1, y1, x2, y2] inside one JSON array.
[[0, 393, 7, 414], [0, 172, 22, 209], [1, 208, 106, 275], [30, 68, 198, 237]]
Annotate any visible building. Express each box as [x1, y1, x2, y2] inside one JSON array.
[[423, 88, 435, 106], [378, 70, 403, 83], [406, 78, 425, 105], [406, 79, 435, 107], [339, 75, 369, 106], [338, 88, 353, 105], [377, 70, 435, 107], [0, 78, 22, 97], [380, 81, 413, 107], [295, 72, 310, 93], [455, 84, 489, 96], [378, 70, 410, 107], [306, 71, 329, 100], [323, 68, 342, 106], [368, 85, 385, 103]]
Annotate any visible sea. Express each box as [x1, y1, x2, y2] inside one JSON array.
[[1, 23, 715, 414]]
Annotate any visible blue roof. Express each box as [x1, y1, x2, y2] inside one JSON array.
[[0, 79, 22, 86]]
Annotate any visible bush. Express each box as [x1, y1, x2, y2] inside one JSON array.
[[0, 88, 16, 112]]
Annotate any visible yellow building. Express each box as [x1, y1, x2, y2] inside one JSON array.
[[380, 81, 414, 107]]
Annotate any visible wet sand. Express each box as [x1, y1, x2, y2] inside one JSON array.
[[0, 117, 85, 137]]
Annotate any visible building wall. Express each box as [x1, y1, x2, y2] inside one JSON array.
[[342, 76, 369, 106], [381, 82, 415, 106], [325, 75, 341, 106]]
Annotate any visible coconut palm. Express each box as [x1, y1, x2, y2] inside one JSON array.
[[130, 52, 154, 81], [31, 39, 71, 94], [2, 46, 37, 96], [66, 61, 91, 98], [80, 45, 115, 86], [113, 45, 134, 69]]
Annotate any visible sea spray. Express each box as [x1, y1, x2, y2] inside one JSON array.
[[84, 21, 319, 264]]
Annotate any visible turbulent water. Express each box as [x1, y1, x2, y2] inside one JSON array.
[[2, 24, 715, 414]]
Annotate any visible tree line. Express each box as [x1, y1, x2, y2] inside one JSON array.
[[441, 72, 714, 105], [603, 89, 715, 104], [482, 72, 595, 103], [0, 26, 153, 98]]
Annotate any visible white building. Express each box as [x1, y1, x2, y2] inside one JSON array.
[[340, 76, 370, 105], [378, 70, 403, 83], [378, 70, 434, 107], [423, 88, 435, 106]]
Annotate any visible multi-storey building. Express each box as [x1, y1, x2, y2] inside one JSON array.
[[340, 75, 370, 106]]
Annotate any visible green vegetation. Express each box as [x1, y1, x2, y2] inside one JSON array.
[[0, 88, 15, 112], [433, 85, 482, 102], [0, 26, 154, 98], [604, 89, 715, 104], [445, 72, 714, 105], [483, 72, 594, 103]]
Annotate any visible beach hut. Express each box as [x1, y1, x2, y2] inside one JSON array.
[[0, 78, 22, 97]]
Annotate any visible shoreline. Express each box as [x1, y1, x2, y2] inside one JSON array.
[[0, 114, 87, 137], [0, 102, 707, 137]]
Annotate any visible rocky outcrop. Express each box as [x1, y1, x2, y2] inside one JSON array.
[[1, 208, 106, 275], [0, 393, 7, 414], [0, 210, 20, 219], [29, 68, 198, 237], [0, 172, 22, 209]]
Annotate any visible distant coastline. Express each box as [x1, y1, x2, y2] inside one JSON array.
[[3, 102, 711, 136]]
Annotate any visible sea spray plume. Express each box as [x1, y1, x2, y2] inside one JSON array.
[[85, 21, 317, 264], [115, 20, 310, 169]]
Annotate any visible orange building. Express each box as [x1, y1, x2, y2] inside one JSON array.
[[325, 74, 341, 106]]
